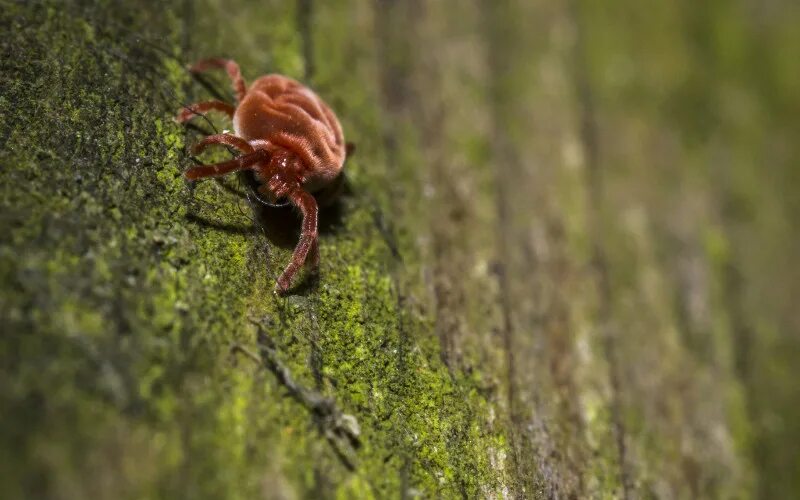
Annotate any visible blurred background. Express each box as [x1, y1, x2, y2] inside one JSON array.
[[2, 0, 799, 498]]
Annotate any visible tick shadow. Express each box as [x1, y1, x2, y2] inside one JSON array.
[[181, 117, 356, 250], [245, 171, 349, 250], [186, 172, 350, 251]]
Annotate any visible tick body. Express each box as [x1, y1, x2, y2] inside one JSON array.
[[177, 59, 346, 293]]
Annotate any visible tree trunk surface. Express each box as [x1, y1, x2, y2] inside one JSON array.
[[2, 0, 799, 498]]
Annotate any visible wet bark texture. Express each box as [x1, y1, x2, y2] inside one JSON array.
[[2, 0, 799, 498]]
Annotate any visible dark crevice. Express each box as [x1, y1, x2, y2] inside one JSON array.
[[480, 0, 527, 496], [372, 3, 422, 497], [307, 302, 325, 390], [568, 1, 633, 498], [234, 321, 361, 472], [297, 0, 315, 81]]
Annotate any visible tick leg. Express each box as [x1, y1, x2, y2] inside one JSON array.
[[189, 58, 247, 103], [185, 150, 267, 181], [308, 239, 320, 268], [176, 100, 235, 123], [275, 188, 319, 293], [192, 134, 254, 155]]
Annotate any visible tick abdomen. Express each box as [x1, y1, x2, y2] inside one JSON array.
[[233, 75, 345, 190]]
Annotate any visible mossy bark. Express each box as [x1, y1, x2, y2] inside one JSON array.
[[2, 0, 799, 498]]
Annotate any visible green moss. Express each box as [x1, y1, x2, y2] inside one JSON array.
[[6, 0, 796, 497]]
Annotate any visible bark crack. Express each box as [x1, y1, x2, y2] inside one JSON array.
[[568, 1, 633, 497]]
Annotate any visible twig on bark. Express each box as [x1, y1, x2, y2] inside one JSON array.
[[231, 319, 361, 471]]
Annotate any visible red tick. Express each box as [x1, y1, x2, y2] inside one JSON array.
[[177, 58, 347, 293]]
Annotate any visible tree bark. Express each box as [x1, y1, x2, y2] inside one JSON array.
[[2, 0, 799, 498]]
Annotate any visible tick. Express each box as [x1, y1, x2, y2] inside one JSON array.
[[177, 58, 347, 293]]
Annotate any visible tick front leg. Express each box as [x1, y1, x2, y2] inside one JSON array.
[[185, 150, 267, 181], [176, 100, 235, 123], [192, 134, 254, 155], [308, 239, 320, 268], [275, 188, 319, 293], [189, 58, 247, 103]]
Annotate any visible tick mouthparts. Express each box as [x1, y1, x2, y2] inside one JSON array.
[[247, 191, 290, 208]]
